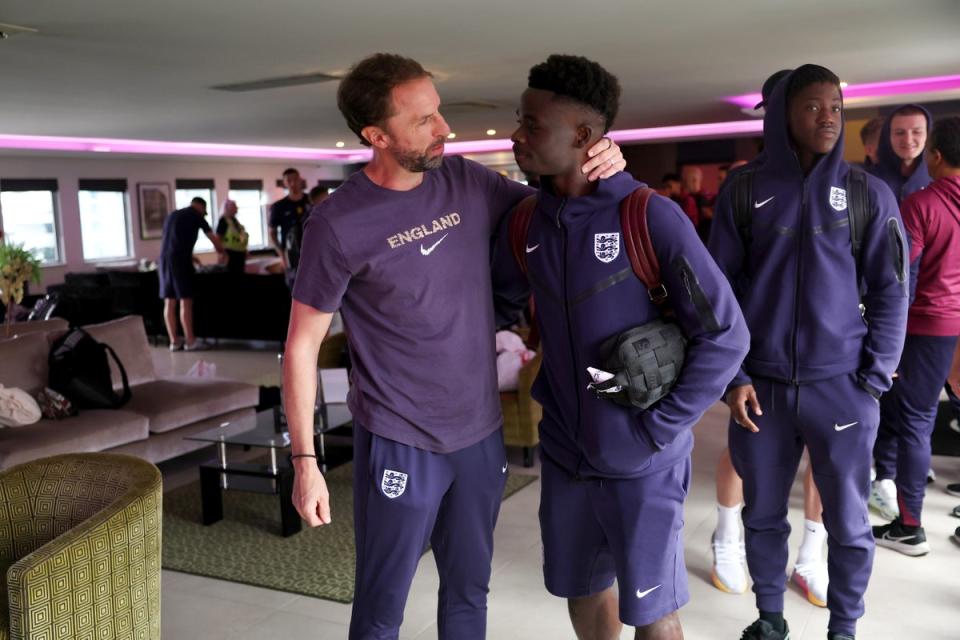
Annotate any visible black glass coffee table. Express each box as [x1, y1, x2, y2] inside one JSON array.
[[185, 404, 352, 536]]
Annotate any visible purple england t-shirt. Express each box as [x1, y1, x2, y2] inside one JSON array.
[[293, 156, 531, 453]]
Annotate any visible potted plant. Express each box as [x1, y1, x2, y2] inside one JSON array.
[[0, 241, 42, 338]]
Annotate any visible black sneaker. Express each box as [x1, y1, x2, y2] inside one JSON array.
[[873, 518, 931, 556], [953, 527, 960, 546], [946, 482, 960, 497], [953, 505, 960, 519], [740, 619, 790, 640]]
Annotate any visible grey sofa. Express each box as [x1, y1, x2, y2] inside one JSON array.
[[0, 315, 259, 469]]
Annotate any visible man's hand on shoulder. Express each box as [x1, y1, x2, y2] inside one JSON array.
[[582, 138, 626, 181]]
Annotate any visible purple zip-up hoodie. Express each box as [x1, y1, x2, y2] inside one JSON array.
[[493, 172, 749, 478], [868, 104, 933, 203], [709, 70, 909, 397]]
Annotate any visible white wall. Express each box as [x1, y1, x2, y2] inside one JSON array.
[[0, 152, 346, 291]]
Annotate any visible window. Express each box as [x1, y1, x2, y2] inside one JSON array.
[[228, 179, 266, 248], [175, 179, 216, 253], [0, 179, 61, 264], [78, 179, 131, 261]]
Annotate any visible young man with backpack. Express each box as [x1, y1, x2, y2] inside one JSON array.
[[493, 54, 750, 640], [709, 70, 832, 609], [709, 64, 908, 640], [872, 116, 960, 556], [283, 53, 624, 640]]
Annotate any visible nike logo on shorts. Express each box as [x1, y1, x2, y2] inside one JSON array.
[[754, 196, 775, 209], [525, 243, 540, 254], [636, 585, 661, 599], [834, 421, 858, 432], [420, 233, 449, 256]]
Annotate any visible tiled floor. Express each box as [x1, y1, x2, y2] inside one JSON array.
[[157, 346, 960, 639]]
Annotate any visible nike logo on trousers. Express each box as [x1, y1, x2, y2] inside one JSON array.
[[834, 422, 858, 432]]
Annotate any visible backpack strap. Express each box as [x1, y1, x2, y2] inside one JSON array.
[[731, 170, 754, 275], [846, 166, 871, 291], [102, 343, 132, 407], [507, 195, 540, 348], [619, 187, 668, 306], [509, 195, 538, 275]]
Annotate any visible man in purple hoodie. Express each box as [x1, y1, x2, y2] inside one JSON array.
[[868, 104, 933, 203], [872, 116, 960, 556], [493, 54, 749, 640], [282, 53, 624, 640], [868, 104, 936, 520], [709, 65, 908, 640]]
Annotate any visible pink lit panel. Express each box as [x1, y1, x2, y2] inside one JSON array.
[[726, 73, 960, 109]]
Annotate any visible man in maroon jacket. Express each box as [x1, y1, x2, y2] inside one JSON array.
[[874, 116, 960, 556]]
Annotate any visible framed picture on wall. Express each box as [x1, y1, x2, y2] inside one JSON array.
[[137, 182, 172, 240]]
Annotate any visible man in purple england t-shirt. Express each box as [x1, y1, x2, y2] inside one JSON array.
[[281, 53, 624, 640]]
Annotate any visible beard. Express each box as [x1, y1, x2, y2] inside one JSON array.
[[391, 138, 445, 172]]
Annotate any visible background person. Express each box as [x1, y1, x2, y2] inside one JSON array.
[[158, 197, 224, 350], [216, 199, 248, 274]]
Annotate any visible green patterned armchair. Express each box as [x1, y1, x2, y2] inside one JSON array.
[[0, 453, 162, 640]]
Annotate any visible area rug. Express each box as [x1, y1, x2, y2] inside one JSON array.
[[162, 463, 538, 603]]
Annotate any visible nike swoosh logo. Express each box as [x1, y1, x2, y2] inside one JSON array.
[[525, 244, 540, 254], [636, 585, 661, 599], [420, 233, 449, 256], [754, 196, 775, 209], [884, 534, 917, 543], [834, 422, 858, 432], [502, 464, 508, 473]]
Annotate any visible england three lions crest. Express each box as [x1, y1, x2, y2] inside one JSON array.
[[381, 469, 407, 499], [829, 187, 847, 212], [594, 233, 620, 263]]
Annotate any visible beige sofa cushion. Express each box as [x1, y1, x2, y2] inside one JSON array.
[[0, 332, 51, 396], [6, 317, 69, 337], [125, 377, 259, 434], [83, 315, 157, 387], [0, 409, 149, 469]]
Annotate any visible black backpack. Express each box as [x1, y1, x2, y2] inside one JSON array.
[[731, 166, 872, 288], [49, 327, 132, 409]]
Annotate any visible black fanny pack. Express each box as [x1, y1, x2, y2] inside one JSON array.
[[588, 319, 687, 410]]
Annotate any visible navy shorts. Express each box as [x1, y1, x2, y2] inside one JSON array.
[[158, 256, 195, 299], [540, 453, 691, 627]]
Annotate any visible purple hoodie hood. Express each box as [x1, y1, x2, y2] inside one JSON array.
[[869, 103, 933, 202]]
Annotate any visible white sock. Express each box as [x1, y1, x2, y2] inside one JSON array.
[[796, 519, 827, 566], [716, 504, 743, 543]]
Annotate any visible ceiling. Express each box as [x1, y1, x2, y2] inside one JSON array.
[[2, 0, 959, 150]]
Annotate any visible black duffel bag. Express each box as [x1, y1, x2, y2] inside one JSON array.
[[49, 327, 132, 409]]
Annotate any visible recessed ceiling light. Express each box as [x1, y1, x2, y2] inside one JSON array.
[[840, 81, 849, 89], [486, 129, 497, 136], [447, 132, 457, 139], [335, 141, 345, 148]]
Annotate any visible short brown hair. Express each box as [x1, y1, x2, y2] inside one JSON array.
[[859, 116, 883, 144], [337, 53, 432, 147]]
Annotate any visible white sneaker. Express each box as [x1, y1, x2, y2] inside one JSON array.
[[791, 559, 828, 607], [869, 479, 899, 521], [711, 533, 748, 594]]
